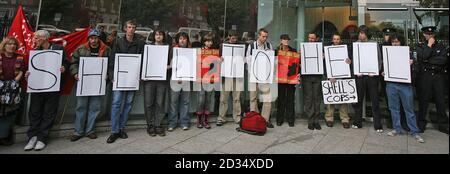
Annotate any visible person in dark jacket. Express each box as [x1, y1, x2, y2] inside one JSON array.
[[24, 30, 69, 151], [416, 26, 449, 134], [106, 20, 145, 144]]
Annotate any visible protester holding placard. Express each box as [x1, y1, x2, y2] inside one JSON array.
[[24, 30, 69, 151], [143, 30, 171, 137], [69, 29, 111, 142], [195, 33, 216, 129], [168, 32, 192, 132], [416, 26, 449, 134], [275, 34, 298, 127], [217, 30, 244, 126], [0, 37, 25, 146], [106, 20, 145, 144], [303, 32, 324, 131], [246, 28, 274, 128], [382, 34, 425, 143], [324, 33, 351, 129], [351, 25, 383, 133]]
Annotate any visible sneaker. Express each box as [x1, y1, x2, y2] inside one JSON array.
[[387, 130, 399, 137], [182, 126, 189, 131], [414, 135, 425, 143], [34, 141, 46, 151], [24, 136, 37, 151], [216, 120, 224, 127], [106, 133, 120, 144], [352, 124, 362, 129], [376, 129, 384, 133], [167, 127, 175, 132], [70, 135, 83, 142]]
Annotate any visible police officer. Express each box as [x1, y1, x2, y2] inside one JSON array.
[[381, 28, 396, 46], [416, 26, 449, 134]]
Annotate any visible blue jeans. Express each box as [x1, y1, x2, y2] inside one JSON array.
[[386, 82, 420, 136], [111, 91, 135, 134], [168, 90, 190, 128], [74, 96, 102, 136]]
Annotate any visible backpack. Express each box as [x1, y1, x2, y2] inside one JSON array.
[[236, 111, 267, 136]]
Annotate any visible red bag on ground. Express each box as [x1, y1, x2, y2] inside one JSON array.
[[236, 111, 267, 136]]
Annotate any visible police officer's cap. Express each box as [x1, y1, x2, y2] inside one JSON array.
[[421, 26, 437, 34], [382, 28, 396, 35]]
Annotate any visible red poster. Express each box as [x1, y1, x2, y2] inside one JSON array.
[[277, 50, 300, 84], [197, 49, 221, 84]]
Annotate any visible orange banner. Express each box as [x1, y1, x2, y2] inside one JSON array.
[[197, 49, 221, 84], [277, 50, 300, 84]]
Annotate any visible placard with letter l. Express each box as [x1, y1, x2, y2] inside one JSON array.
[[382, 46, 412, 83], [353, 42, 379, 75]]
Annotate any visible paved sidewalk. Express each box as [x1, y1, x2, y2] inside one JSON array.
[[0, 120, 448, 154]]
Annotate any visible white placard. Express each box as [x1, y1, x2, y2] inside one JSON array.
[[76, 57, 108, 96], [353, 42, 379, 75], [249, 50, 275, 84], [301, 42, 324, 75], [27, 50, 63, 93], [142, 45, 169, 81], [322, 79, 358, 104], [113, 54, 142, 91], [324, 45, 351, 79], [383, 46, 412, 83], [172, 48, 197, 81], [221, 44, 246, 78]]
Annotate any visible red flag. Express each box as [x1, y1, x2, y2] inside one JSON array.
[[7, 5, 34, 56], [50, 28, 90, 95]]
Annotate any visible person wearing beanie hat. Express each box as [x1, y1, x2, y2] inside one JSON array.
[[69, 28, 111, 142]]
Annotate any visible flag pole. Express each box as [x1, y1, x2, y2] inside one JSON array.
[[35, 0, 42, 31]]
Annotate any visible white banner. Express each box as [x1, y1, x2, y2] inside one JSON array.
[[301, 42, 324, 75], [27, 50, 63, 93], [324, 45, 351, 79], [322, 79, 358, 104], [249, 50, 275, 84], [142, 45, 169, 81], [113, 54, 142, 91], [221, 44, 246, 78], [172, 48, 197, 81], [353, 42, 379, 75], [76, 57, 108, 96], [382, 46, 412, 83]]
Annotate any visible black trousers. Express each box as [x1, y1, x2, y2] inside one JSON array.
[[417, 72, 449, 130], [352, 76, 382, 129], [27, 92, 60, 143], [277, 84, 296, 124]]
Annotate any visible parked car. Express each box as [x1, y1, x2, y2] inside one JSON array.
[[96, 23, 119, 34], [37, 24, 71, 36]]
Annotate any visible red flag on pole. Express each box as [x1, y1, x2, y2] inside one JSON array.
[[7, 5, 34, 56]]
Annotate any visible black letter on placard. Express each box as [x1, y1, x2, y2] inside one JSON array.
[[28, 51, 60, 91], [175, 49, 194, 80], [327, 46, 348, 78], [80, 59, 104, 95], [116, 55, 139, 89], [304, 44, 320, 73], [252, 51, 272, 82], [386, 47, 408, 80]]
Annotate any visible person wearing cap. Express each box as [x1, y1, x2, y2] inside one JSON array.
[[275, 34, 298, 127], [69, 29, 111, 142], [351, 25, 383, 133], [381, 28, 396, 46], [416, 26, 449, 134]]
